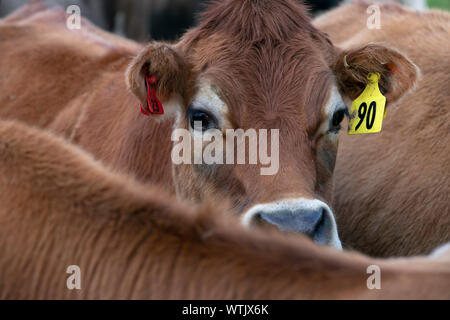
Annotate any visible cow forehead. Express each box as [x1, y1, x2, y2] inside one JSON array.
[[187, 34, 334, 131], [180, 0, 336, 130]]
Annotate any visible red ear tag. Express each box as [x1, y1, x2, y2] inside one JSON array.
[[146, 75, 164, 114], [140, 104, 151, 116], [139, 75, 164, 116]]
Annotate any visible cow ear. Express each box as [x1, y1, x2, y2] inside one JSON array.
[[333, 43, 419, 107], [126, 42, 191, 116]]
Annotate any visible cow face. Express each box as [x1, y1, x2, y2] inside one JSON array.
[[126, 0, 418, 249]]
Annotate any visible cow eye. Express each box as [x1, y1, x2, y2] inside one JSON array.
[[188, 108, 217, 131], [331, 108, 348, 129]]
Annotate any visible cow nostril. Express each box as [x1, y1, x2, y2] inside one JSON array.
[[299, 209, 324, 237], [251, 213, 280, 231], [312, 209, 326, 237]]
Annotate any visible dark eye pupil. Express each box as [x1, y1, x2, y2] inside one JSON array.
[[332, 109, 345, 127], [191, 111, 210, 131]]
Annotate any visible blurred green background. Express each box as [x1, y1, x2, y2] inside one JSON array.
[[428, 0, 450, 10]]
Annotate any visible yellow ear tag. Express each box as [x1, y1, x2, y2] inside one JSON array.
[[348, 73, 386, 135]]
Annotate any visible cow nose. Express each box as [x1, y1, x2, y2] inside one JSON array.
[[259, 209, 324, 238], [242, 199, 342, 249]]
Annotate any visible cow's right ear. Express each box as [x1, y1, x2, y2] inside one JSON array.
[[126, 42, 191, 116]]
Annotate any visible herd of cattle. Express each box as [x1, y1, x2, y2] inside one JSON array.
[[0, 0, 341, 41], [0, 1, 428, 41], [0, 0, 449, 299]]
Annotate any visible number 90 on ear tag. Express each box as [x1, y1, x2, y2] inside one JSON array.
[[348, 73, 386, 135]]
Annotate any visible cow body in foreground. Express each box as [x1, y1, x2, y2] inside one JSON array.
[[314, 2, 450, 257], [0, 119, 449, 299], [0, 1, 443, 255]]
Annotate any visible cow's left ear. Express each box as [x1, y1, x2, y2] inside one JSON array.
[[126, 42, 192, 116], [333, 43, 419, 107]]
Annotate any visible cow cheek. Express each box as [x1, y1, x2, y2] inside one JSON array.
[[314, 136, 338, 203], [172, 163, 200, 202]]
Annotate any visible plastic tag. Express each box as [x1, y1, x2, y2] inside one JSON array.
[[140, 75, 164, 115], [348, 73, 386, 135]]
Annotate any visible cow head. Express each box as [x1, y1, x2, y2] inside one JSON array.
[[126, 0, 418, 249]]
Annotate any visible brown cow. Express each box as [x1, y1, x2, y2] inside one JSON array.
[[0, 1, 420, 250], [0, 119, 449, 299], [314, 2, 450, 257]]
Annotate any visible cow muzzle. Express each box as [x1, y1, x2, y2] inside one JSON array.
[[242, 198, 342, 249]]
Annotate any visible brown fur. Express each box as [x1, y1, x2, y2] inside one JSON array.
[[314, 2, 450, 256], [0, 1, 429, 256], [0, 119, 449, 299]]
